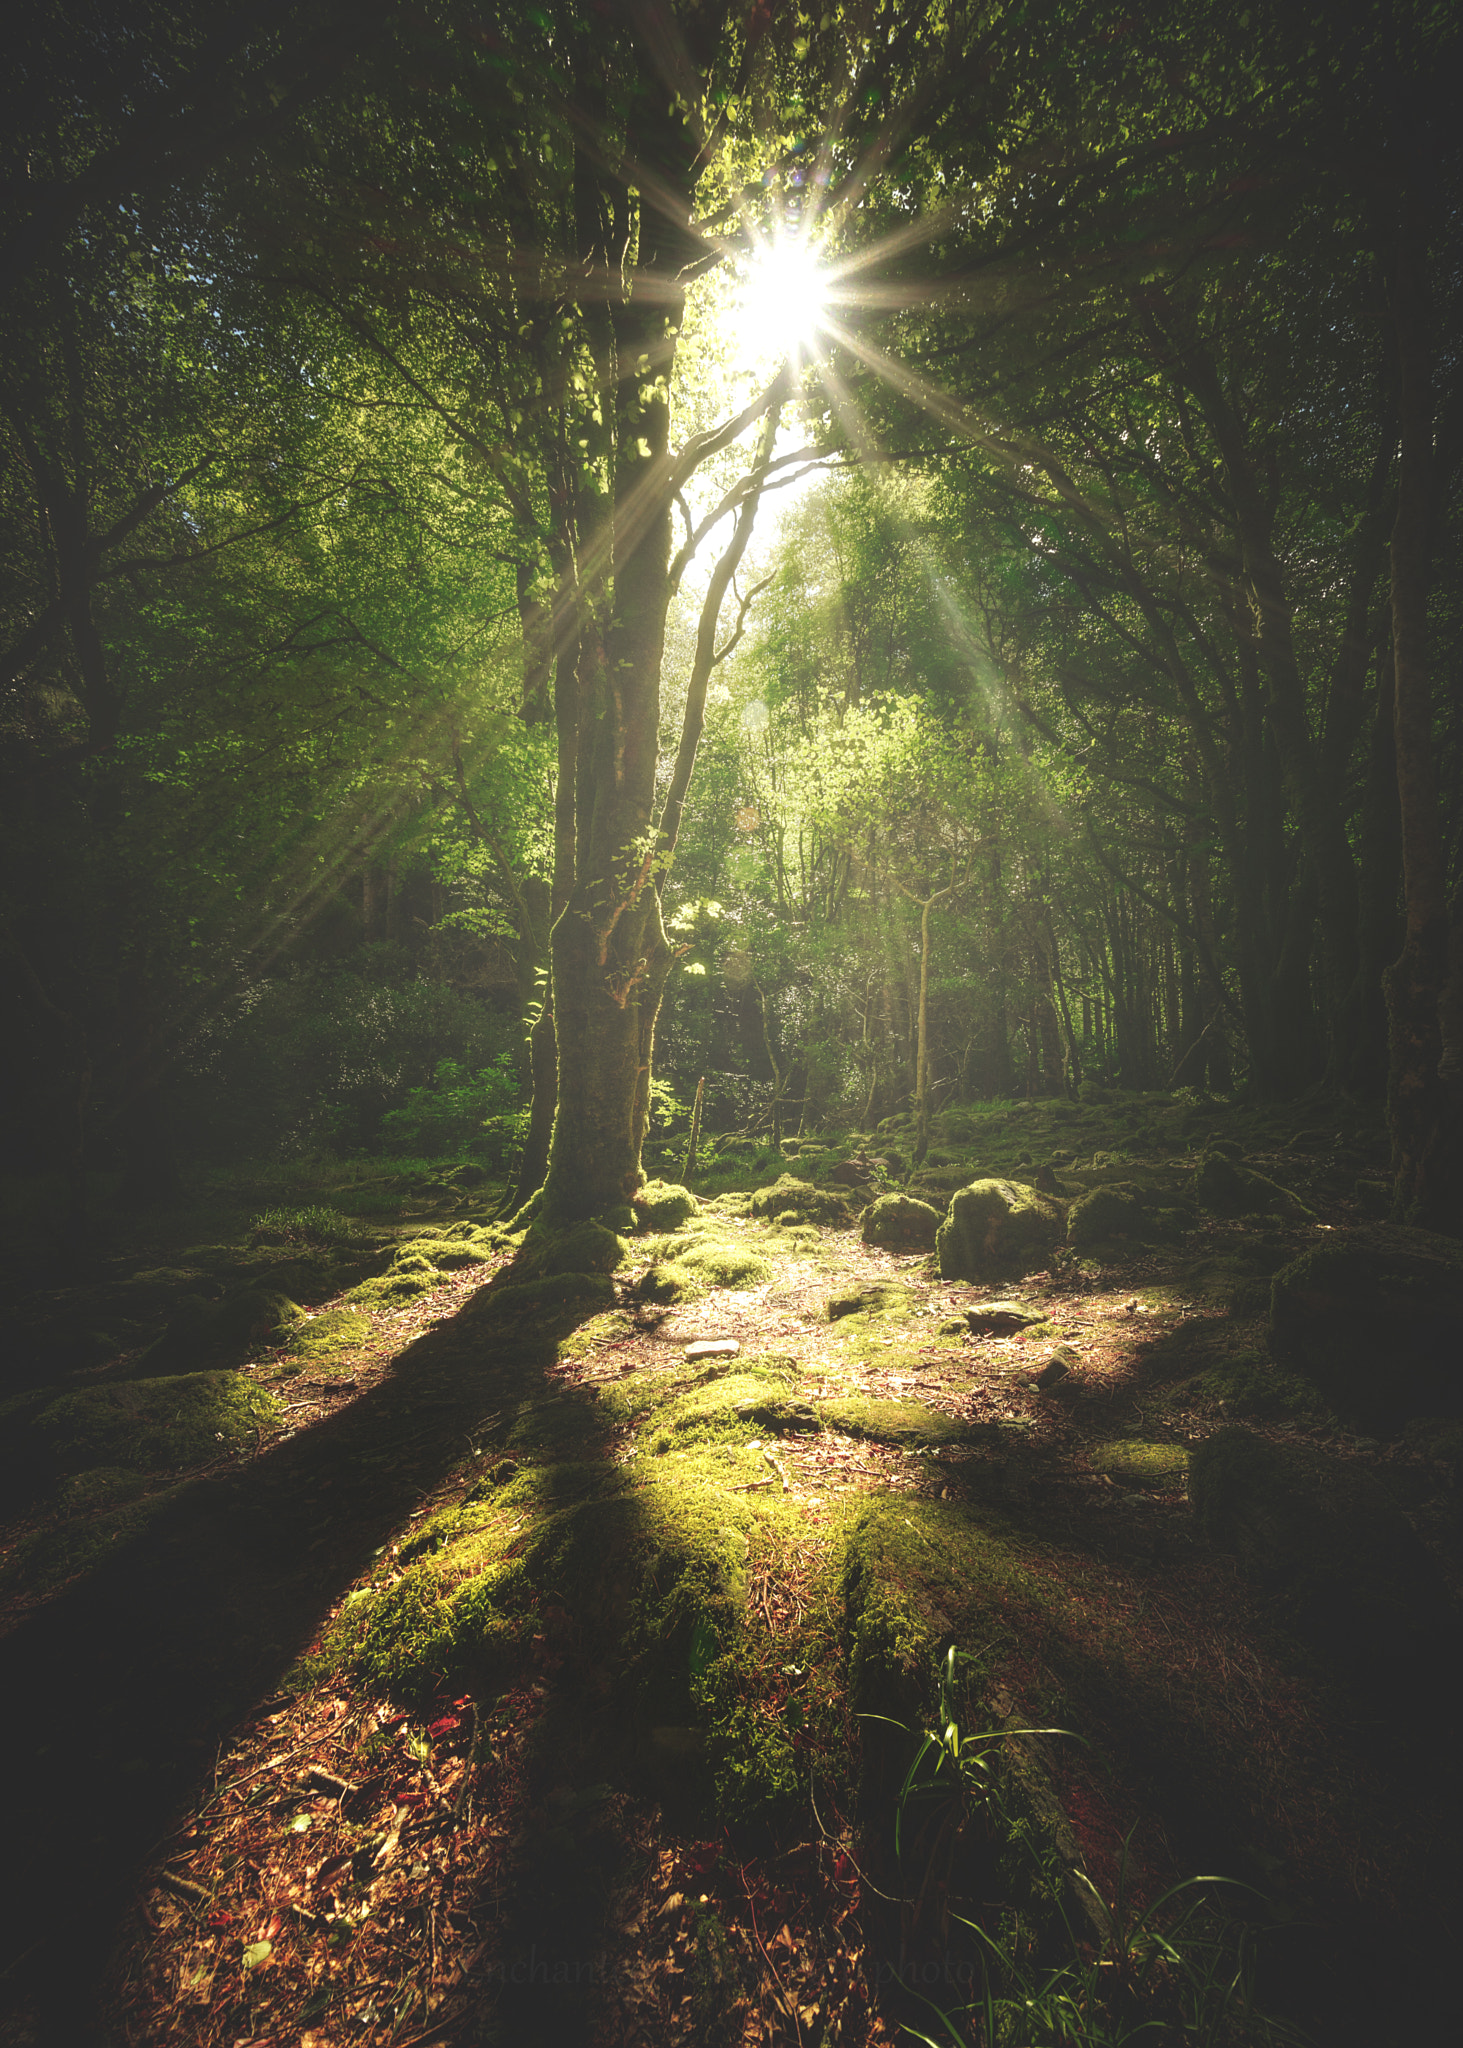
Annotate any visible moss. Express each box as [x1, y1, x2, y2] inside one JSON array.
[[22, 1372, 283, 1478], [143, 1286, 305, 1371], [643, 1373, 821, 1449], [1194, 1151, 1312, 1219], [345, 1268, 438, 1307], [826, 1282, 918, 1323], [747, 1175, 854, 1227], [632, 1180, 700, 1230], [1189, 1352, 1334, 1425], [637, 1238, 776, 1302], [57, 1465, 150, 1512], [0, 1481, 188, 1602], [394, 1230, 493, 1270], [1088, 1440, 1189, 1491], [820, 1398, 986, 1448], [936, 1179, 1065, 1281], [286, 1306, 373, 1364], [314, 1444, 776, 1714], [1066, 1183, 1149, 1249], [465, 1272, 616, 1321], [861, 1192, 941, 1249]]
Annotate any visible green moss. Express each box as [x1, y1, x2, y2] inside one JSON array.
[[143, 1286, 305, 1370], [287, 1306, 373, 1363], [642, 1372, 820, 1449], [820, 1398, 985, 1448], [0, 1480, 188, 1601], [464, 1272, 615, 1321], [936, 1179, 1065, 1281], [632, 1180, 700, 1230], [1088, 1440, 1189, 1490], [861, 1193, 940, 1249], [345, 1269, 437, 1307], [22, 1372, 283, 1477], [57, 1465, 150, 1512], [1066, 1183, 1148, 1248], [1183, 1352, 1334, 1425], [1194, 1151, 1312, 1219], [747, 1175, 854, 1227]]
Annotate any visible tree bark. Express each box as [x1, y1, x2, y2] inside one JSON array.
[[1383, 187, 1460, 1228]]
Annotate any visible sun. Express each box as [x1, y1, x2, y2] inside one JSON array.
[[732, 230, 831, 367]]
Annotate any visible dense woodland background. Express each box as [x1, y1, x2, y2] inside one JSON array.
[[2, 0, 1460, 1221]]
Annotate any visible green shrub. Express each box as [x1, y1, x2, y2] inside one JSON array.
[[379, 1055, 522, 1161]]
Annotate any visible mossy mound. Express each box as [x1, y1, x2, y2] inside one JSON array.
[[1194, 1151, 1311, 1218], [826, 1282, 917, 1323], [393, 1228, 494, 1270], [1270, 1240, 1463, 1433], [1188, 1426, 1451, 1674], [643, 1373, 820, 1452], [0, 1481, 190, 1602], [820, 1398, 984, 1449], [346, 1267, 439, 1308], [465, 1272, 616, 1321], [313, 1451, 764, 1712], [746, 1175, 854, 1227], [14, 1372, 283, 1481], [861, 1192, 941, 1250], [631, 1180, 700, 1230], [1066, 1183, 1148, 1248], [286, 1306, 373, 1364], [635, 1237, 775, 1303], [1173, 1352, 1335, 1426], [1088, 1440, 1189, 1491], [141, 1287, 304, 1373], [936, 1179, 1065, 1281]]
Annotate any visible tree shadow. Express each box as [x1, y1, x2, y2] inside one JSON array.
[[0, 1284, 615, 2041]]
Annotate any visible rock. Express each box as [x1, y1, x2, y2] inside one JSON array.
[[1270, 1239, 1463, 1432], [1188, 1426, 1452, 1676], [827, 1285, 899, 1321], [686, 1339, 739, 1361], [1033, 1162, 1061, 1193], [1067, 1183, 1147, 1248], [747, 1175, 853, 1227], [860, 1193, 940, 1249], [632, 1180, 699, 1230], [1032, 1346, 1077, 1389], [829, 1157, 874, 1187], [935, 1180, 1065, 1282], [143, 1287, 304, 1374], [966, 1299, 1049, 1335], [1194, 1150, 1308, 1217]]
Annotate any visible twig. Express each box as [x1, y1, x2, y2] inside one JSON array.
[[734, 1854, 804, 2048]]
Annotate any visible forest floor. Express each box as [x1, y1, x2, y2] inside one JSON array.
[[0, 1091, 1459, 2048]]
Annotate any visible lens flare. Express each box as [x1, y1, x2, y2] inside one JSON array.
[[733, 231, 830, 367]]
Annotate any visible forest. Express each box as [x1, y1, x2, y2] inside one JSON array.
[[1, 2, 1460, 2044]]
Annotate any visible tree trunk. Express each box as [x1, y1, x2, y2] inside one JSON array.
[[1383, 187, 1461, 1228]]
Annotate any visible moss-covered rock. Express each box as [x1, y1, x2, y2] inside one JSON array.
[[16, 1372, 283, 1480], [861, 1192, 941, 1249], [1067, 1183, 1147, 1248], [746, 1175, 854, 1227], [1194, 1151, 1311, 1218], [142, 1286, 304, 1373], [1089, 1440, 1188, 1491], [820, 1398, 986, 1448], [936, 1179, 1065, 1281], [635, 1236, 776, 1303], [1188, 1426, 1451, 1673], [631, 1180, 700, 1230], [644, 1373, 819, 1451], [1269, 1240, 1463, 1432]]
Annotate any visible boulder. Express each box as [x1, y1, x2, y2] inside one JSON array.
[[1189, 1426, 1452, 1676], [747, 1175, 854, 1227], [860, 1193, 940, 1250], [935, 1179, 1065, 1282], [1269, 1239, 1463, 1432], [966, 1300, 1049, 1335], [1067, 1183, 1148, 1248], [142, 1287, 304, 1374], [632, 1180, 700, 1231]]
